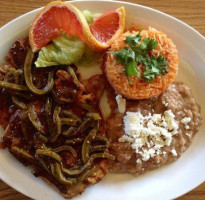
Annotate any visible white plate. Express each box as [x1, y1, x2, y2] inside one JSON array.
[[0, 1, 205, 200]]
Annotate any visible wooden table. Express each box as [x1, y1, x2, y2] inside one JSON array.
[[0, 0, 204, 199]]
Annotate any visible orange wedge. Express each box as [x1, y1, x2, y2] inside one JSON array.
[[29, 1, 125, 52]]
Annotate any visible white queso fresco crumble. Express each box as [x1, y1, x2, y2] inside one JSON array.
[[181, 117, 191, 130], [119, 108, 191, 163]]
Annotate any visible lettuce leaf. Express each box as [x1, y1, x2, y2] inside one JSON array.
[[82, 10, 94, 25], [35, 34, 86, 68], [82, 10, 101, 25], [77, 45, 101, 66]]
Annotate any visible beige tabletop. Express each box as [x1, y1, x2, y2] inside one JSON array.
[[0, 0, 204, 199]]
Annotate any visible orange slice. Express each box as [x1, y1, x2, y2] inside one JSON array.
[[29, 1, 125, 52]]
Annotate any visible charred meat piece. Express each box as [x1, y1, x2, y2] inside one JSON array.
[[0, 41, 113, 199], [5, 38, 29, 69], [82, 74, 106, 104]]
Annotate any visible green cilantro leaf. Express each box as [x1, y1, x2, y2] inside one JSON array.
[[132, 38, 158, 54], [156, 55, 168, 70], [140, 38, 158, 51], [147, 39, 158, 51], [142, 55, 168, 82], [109, 49, 139, 81], [124, 59, 139, 83], [107, 32, 168, 83], [124, 33, 141, 47], [109, 48, 133, 65]]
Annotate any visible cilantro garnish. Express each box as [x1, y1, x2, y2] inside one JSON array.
[[124, 33, 141, 47], [108, 32, 168, 83], [110, 48, 139, 82]]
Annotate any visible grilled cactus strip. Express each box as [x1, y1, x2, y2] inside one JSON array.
[[52, 146, 77, 157], [65, 138, 84, 145], [52, 163, 77, 185], [62, 110, 81, 122], [12, 96, 27, 109], [62, 127, 75, 137], [50, 106, 62, 143], [82, 129, 96, 164], [67, 66, 79, 87], [61, 118, 77, 126], [0, 81, 29, 91], [36, 132, 48, 143], [14, 69, 23, 84], [94, 136, 110, 148], [89, 145, 107, 153], [11, 147, 35, 162], [62, 153, 115, 176], [45, 97, 53, 133], [24, 48, 54, 95], [36, 149, 62, 162], [86, 113, 101, 120], [28, 104, 45, 134], [80, 103, 95, 112], [78, 166, 96, 183]]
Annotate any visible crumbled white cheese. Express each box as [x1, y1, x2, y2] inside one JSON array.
[[162, 100, 169, 107], [120, 110, 179, 162], [181, 117, 191, 124], [181, 117, 191, 130], [171, 148, 177, 157], [115, 94, 126, 114], [136, 159, 142, 164], [185, 125, 190, 129], [164, 110, 179, 135], [185, 132, 191, 137], [119, 135, 134, 143]]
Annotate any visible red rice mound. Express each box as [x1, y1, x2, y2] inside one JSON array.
[[104, 27, 179, 99]]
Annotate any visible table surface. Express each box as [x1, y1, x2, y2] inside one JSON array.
[[0, 0, 204, 199]]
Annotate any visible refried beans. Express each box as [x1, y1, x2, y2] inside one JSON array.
[[106, 81, 202, 175]]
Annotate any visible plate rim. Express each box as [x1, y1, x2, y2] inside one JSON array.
[[0, 1, 204, 200]]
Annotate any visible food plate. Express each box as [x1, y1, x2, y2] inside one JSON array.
[[0, 1, 205, 200]]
